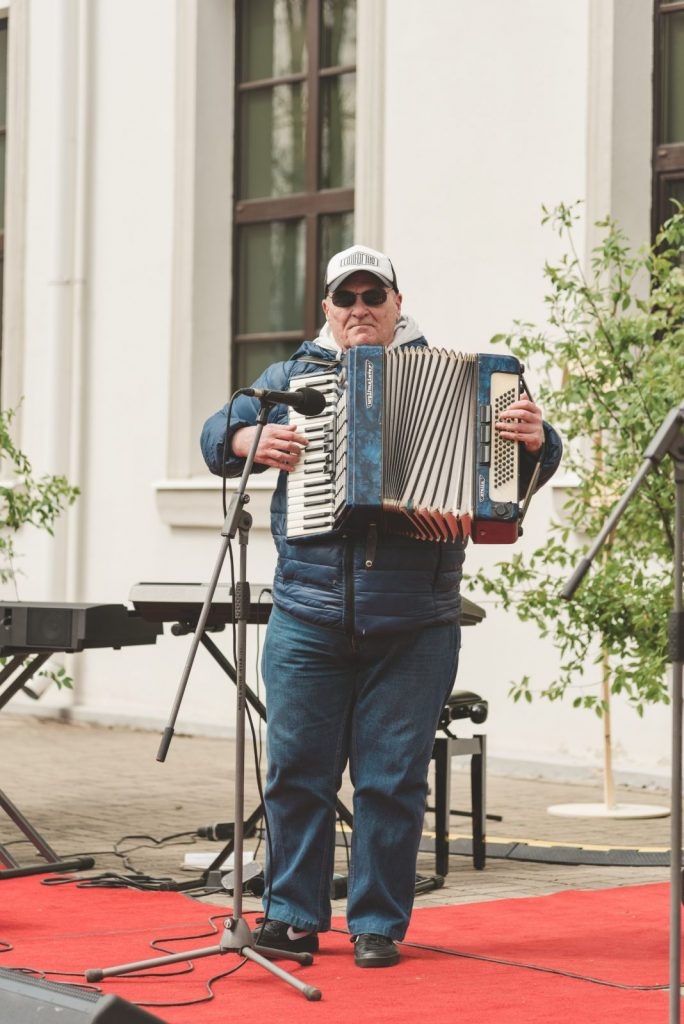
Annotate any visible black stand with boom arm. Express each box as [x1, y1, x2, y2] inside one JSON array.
[[562, 403, 684, 1024], [85, 399, 322, 1001]]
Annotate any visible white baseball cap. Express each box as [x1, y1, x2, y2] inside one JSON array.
[[325, 244, 398, 293]]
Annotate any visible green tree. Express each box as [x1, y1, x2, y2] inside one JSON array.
[[0, 404, 80, 690], [470, 202, 684, 727]]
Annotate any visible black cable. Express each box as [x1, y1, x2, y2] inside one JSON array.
[[3, 968, 108, 995], [400, 937, 668, 992], [329, 925, 667, 992], [246, 699, 274, 935], [121, 911, 261, 1010], [113, 831, 199, 873], [39, 830, 201, 890], [205, 477, 276, 937], [47, 872, 185, 891], [223, 555, 276, 942], [2, 913, 265, 1012], [8, 963, 194, 982], [251, 587, 271, 862], [133, 912, 251, 1010], [137, 961, 247, 1011], [220, 395, 238, 519], [216, 391, 279, 934], [337, 815, 351, 876]]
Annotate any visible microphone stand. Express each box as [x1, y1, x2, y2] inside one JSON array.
[[85, 399, 322, 1001], [562, 402, 684, 1024]]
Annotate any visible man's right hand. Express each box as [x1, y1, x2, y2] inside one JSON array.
[[232, 423, 309, 472]]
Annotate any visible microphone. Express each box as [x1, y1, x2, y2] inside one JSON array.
[[240, 386, 326, 417], [414, 874, 445, 895], [197, 822, 235, 840]]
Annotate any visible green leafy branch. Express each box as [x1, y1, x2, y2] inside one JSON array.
[[472, 201, 684, 717], [0, 404, 80, 689]]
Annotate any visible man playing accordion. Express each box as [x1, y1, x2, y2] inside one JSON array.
[[201, 244, 562, 968]]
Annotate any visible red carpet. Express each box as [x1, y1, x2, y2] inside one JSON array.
[[0, 876, 677, 1022]]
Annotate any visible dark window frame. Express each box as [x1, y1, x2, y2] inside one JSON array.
[[0, 14, 8, 394], [652, 0, 684, 237], [232, 1, 355, 384]]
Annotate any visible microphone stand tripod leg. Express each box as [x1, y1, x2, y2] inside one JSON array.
[[85, 945, 224, 982], [243, 947, 322, 1001], [85, 941, 320, 1001], [220, 917, 320, 999]]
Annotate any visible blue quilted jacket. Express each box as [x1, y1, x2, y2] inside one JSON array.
[[200, 338, 563, 636]]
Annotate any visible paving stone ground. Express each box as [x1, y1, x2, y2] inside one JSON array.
[[0, 714, 673, 919]]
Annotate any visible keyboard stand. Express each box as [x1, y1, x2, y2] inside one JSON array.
[[0, 651, 96, 878], [0, 786, 95, 879], [0, 604, 160, 880], [0, 652, 52, 711]]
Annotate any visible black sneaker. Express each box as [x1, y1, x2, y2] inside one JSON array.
[[252, 919, 319, 954], [352, 933, 400, 968]]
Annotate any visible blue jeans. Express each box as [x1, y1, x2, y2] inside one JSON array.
[[261, 605, 460, 940]]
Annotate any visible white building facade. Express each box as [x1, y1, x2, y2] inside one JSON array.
[[0, 0, 678, 786]]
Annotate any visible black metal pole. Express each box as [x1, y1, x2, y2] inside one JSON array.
[[562, 403, 684, 1024]]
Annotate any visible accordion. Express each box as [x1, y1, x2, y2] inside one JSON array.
[[286, 346, 523, 544]]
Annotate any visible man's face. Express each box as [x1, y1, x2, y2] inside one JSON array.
[[321, 271, 403, 350]]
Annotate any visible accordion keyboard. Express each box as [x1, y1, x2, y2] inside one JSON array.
[[286, 369, 339, 539]]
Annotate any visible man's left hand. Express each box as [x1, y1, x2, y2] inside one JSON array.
[[496, 398, 545, 454]]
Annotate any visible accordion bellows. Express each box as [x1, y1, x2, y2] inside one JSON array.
[[287, 346, 522, 544]]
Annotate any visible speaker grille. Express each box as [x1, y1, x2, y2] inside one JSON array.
[[0, 967, 166, 1022], [26, 607, 74, 649], [0, 967, 99, 1002]]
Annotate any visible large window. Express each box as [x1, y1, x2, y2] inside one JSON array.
[[653, 1, 684, 234], [233, 0, 356, 387], [0, 15, 7, 393]]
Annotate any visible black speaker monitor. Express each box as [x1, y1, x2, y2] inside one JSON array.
[[0, 602, 161, 653], [0, 968, 166, 1022]]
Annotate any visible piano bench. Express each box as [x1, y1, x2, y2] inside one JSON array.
[[429, 689, 488, 875]]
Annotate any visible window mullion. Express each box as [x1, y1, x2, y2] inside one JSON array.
[[304, 212, 320, 339], [652, 0, 684, 235], [235, 188, 354, 223], [306, 1, 320, 194]]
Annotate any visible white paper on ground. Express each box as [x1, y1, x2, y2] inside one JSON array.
[[181, 850, 256, 871]]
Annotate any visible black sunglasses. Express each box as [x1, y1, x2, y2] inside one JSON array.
[[330, 287, 390, 308]]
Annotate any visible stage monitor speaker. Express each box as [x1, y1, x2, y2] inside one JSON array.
[[0, 967, 167, 1022]]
